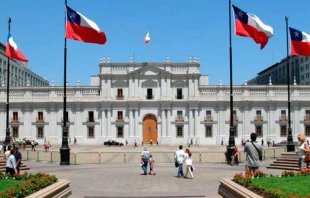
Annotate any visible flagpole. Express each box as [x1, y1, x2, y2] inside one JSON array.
[[60, 0, 70, 165], [4, 18, 12, 153], [285, 16, 295, 152], [226, 0, 235, 164]]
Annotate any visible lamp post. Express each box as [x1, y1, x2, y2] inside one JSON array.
[[4, 17, 12, 153], [285, 16, 295, 152], [226, 0, 236, 163]]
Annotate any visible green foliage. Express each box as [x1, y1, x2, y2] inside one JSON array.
[[0, 172, 58, 198]]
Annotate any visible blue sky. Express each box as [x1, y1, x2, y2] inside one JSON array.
[[0, 0, 309, 86]]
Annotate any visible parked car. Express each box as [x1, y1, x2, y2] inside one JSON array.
[[104, 140, 124, 146]]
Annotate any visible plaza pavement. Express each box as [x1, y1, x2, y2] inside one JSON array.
[[22, 144, 284, 198]]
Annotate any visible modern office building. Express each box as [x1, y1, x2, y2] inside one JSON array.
[[0, 42, 49, 87], [0, 56, 309, 146], [248, 55, 310, 85]]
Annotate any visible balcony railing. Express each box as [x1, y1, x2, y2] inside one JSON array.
[[279, 116, 287, 121], [175, 117, 184, 122], [254, 116, 263, 121], [116, 118, 124, 122], [204, 116, 213, 122], [61, 118, 70, 122], [304, 115, 310, 121], [87, 118, 95, 122], [11, 118, 19, 123], [36, 118, 45, 122], [175, 95, 184, 99], [116, 95, 124, 100], [146, 95, 154, 100]]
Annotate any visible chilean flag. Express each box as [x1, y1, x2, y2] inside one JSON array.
[[232, 5, 273, 49], [66, 6, 107, 45], [5, 33, 28, 62], [144, 31, 150, 44], [289, 27, 310, 56]]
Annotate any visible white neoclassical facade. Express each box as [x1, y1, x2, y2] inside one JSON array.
[[0, 57, 310, 145]]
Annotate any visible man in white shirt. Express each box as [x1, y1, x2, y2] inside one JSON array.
[[175, 145, 185, 178], [141, 146, 150, 175], [6, 150, 17, 176]]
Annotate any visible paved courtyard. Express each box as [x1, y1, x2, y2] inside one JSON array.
[[22, 145, 284, 198]]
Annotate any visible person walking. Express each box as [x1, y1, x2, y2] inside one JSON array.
[[141, 146, 150, 175], [134, 140, 138, 148], [175, 145, 185, 178], [297, 134, 310, 169], [231, 145, 239, 166], [14, 147, 22, 174], [74, 137, 77, 145], [6, 150, 17, 176], [244, 133, 263, 173], [184, 148, 194, 179], [148, 153, 156, 175]]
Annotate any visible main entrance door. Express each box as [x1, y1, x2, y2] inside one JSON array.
[[143, 114, 158, 144]]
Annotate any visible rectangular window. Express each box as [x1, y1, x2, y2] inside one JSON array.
[[176, 110, 183, 122], [147, 89, 153, 99], [117, 89, 123, 98], [37, 127, 44, 139], [176, 126, 183, 137], [306, 110, 310, 120], [233, 110, 238, 121], [13, 112, 18, 121], [256, 110, 262, 121], [117, 111, 123, 121], [176, 88, 183, 99], [12, 128, 19, 138], [88, 127, 95, 138], [88, 111, 94, 122], [38, 112, 44, 122], [206, 110, 212, 121], [280, 126, 287, 136], [256, 126, 262, 137], [280, 110, 286, 121], [117, 127, 124, 138], [306, 126, 310, 136], [205, 126, 212, 137], [233, 126, 238, 137]]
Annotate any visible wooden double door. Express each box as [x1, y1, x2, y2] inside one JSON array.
[[142, 114, 158, 144]]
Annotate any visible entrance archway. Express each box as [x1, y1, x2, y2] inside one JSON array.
[[142, 114, 158, 144]]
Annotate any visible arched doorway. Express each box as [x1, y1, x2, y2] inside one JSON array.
[[143, 114, 158, 144]]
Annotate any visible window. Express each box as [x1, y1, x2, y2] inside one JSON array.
[[38, 112, 44, 122], [280, 126, 287, 136], [233, 110, 238, 121], [306, 126, 310, 136], [306, 110, 310, 120], [176, 126, 183, 137], [88, 127, 95, 138], [117, 89, 123, 98], [280, 110, 286, 121], [205, 126, 212, 137], [176, 110, 183, 121], [206, 110, 212, 121], [117, 111, 123, 121], [13, 112, 18, 121], [62, 111, 69, 122], [256, 126, 262, 137], [233, 126, 238, 137], [37, 127, 44, 138], [88, 111, 94, 122], [117, 127, 124, 137], [12, 128, 19, 138], [147, 89, 153, 99], [176, 88, 183, 99], [256, 110, 262, 121]]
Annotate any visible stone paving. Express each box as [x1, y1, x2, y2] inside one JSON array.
[[21, 145, 284, 198]]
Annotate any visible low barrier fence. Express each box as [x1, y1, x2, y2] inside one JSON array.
[[21, 147, 286, 165]]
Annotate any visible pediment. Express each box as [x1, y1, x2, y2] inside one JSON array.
[[130, 64, 170, 76], [111, 80, 128, 87], [171, 79, 187, 87], [141, 79, 158, 88]]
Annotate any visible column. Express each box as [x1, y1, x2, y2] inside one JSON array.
[[194, 109, 199, 137], [166, 76, 171, 97], [134, 109, 139, 136], [194, 77, 198, 96], [101, 110, 106, 136], [161, 109, 166, 137], [107, 77, 111, 98], [133, 76, 136, 97], [161, 77, 165, 97], [107, 110, 111, 137], [129, 109, 133, 136], [189, 109, 193, 137]]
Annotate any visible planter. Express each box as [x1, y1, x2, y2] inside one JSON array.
[[26, 179, 71, 198], [218, 178, 262, 198]]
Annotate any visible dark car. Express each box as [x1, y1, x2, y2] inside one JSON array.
[[104, 140, 124, 147]]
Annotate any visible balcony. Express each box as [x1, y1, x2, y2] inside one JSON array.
[[232, 116, 238, 122], [175, 95, 184, 100], [61, 118, 70, 122], [146, 95, 154, 100], [116, 95, 124, 100], [36, 118, 45, 122], [254, 116, 263, 122], [279, 116, 287, 121], [11, 118, 19, 123], [116, 118, 124, 122], [87, 118, 95, 122], [204, 116, 213, 122], [175, 117, 184, 122]]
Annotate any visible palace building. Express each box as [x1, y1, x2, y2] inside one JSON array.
[[0, 56, 309, 145]]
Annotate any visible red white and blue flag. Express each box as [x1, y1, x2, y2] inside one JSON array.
[[289, 27, 310, 56], [5, 32, 28, 62], [66, 5, 107, 45], [232, 5, 273, 49]]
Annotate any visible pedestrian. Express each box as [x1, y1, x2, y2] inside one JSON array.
[[74, 137, 77, 145], [141, 146, 150, 175], [47, 141, 51, 151], [13, 147, 22, 174], [31, 140, 37, 151], [231, 145, 239, 166], [241, 138, 244, 146], [175, 145, 185, 178], [184, 148, 194, 179], [157, 141, 159, 146], [195, 139, 199, 146], [134, 140, 138, 148], [221, 138, 224, 145], [297, 134, 310, 169], [150, 139, 153, 146], [244, 133, 263, 173], [191, 139, 193, 145], [261, 139, 264, 146], [126, 139, 128, 146], [6, 150, 17, 176], [68, 138, 71, 144], [148, 153, 156, 175], [142, 141, 143, 146]]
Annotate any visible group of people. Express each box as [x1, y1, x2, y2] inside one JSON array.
[[140, 146, 156, 175], [5, 147, 22, 176], [175, 145, 194, 179], [43, 141, 52, 152]]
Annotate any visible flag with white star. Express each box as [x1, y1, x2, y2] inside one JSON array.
[[289, 27, 310, 56], [66, 5, 107, 45], [232, 5, 273, 49]]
